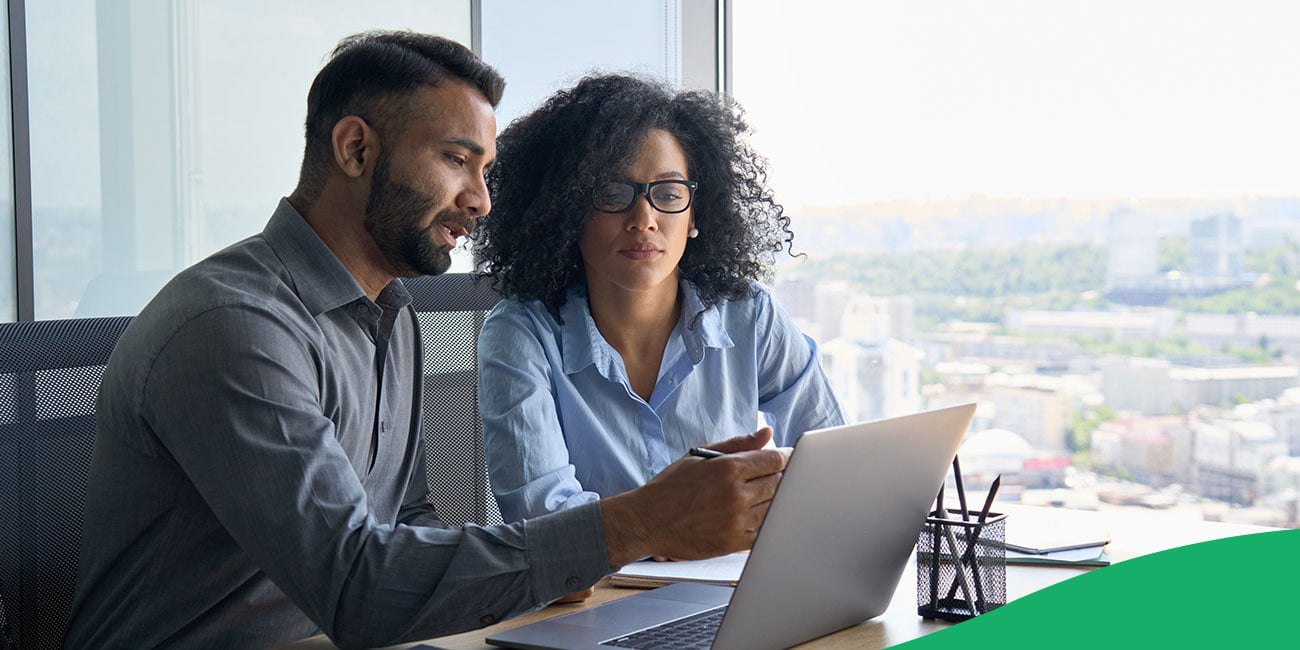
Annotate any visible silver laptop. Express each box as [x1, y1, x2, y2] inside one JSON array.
[[486, 402, 976, 650]]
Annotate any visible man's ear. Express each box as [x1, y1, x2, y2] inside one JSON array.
[[332, 116, 377, 179]]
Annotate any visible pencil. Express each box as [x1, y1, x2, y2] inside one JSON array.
[[952, 456, 970, 522]]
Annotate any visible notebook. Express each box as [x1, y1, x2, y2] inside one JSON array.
[[608, 552, 748, 588], [486, 402, 977, 650], [1004, 507, 1111, 554], [1006, 545, 1111, 567]]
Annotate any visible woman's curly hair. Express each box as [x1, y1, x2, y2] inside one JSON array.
[[473, 74, 796, 319]]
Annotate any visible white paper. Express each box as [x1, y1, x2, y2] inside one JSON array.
[[613, 552, 749, 585]]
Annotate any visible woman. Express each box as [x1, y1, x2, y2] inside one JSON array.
[[474, 74, 845, 525]]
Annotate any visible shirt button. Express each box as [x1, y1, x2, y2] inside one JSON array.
[[480, 613, 497, 626], [565, 576, 582, 590], [354, 303, 367, 315]]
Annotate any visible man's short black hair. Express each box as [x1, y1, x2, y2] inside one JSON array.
[[294, 31, 505, 204]]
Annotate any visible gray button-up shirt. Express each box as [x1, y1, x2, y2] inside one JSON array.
[[65, 199, 609, 649]]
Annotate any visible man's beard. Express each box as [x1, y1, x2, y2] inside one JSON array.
[[364, 153, 471, 277]]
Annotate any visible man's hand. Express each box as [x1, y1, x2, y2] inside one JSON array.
[[600, 427, 790, 568], [552, 587, 595, 604]]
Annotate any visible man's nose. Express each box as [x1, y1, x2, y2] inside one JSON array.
[[458, 175, 491, 217]]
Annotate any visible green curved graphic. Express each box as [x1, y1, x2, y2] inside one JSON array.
[[896, 529, 1300, 648]]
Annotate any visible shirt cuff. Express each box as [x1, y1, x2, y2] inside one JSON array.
[[523, 500, 611, 603]]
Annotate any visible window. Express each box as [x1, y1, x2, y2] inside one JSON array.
[[25, 0, 471, 319], [0, 7, 14, 322], [454, 0, 715, 271], [735, 1, 1300, 527], [481, 0, 685, 126], [9, 0, 718, 319]]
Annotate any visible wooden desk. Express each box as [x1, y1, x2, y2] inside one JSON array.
[[283, 505, 1271, 650]]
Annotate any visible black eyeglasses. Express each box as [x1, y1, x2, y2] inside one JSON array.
[[591, 180, 699, 214]]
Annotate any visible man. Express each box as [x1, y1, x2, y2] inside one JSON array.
[[65, 31, 787, 649]]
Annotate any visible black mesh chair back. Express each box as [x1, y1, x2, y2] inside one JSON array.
[[405, 273, 505, 527], [0, 317, 133, 650]]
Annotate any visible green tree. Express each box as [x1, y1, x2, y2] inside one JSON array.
[[1069, 404, 1117, 452], [1159, 235, 1188, 272]]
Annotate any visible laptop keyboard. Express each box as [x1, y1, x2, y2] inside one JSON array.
[[601, 606, 728, 649]]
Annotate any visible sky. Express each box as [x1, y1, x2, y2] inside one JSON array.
[[732, 0, 1300, 207]]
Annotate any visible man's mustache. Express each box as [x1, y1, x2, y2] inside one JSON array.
[[431, 210, 477, 238]]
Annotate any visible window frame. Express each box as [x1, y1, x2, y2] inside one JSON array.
[[3, 0, 727, 322]]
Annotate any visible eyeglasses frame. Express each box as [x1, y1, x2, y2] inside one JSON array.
[[591, 179, 700, 214]]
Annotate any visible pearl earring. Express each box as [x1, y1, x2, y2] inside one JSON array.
[[688, 227, 699, 239]]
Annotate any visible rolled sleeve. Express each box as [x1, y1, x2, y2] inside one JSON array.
[[754, 291, 847, 444], [479, 304, 600, 522]]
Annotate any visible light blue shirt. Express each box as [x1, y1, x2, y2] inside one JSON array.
[[479, 280, 846, 523]]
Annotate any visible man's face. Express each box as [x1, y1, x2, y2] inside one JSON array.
[[364, 80, 497, 277]]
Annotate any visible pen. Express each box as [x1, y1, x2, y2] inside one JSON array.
[[931, 484, 979, 615], [940, 523, 979, 617], [977, 475, 1001, 524], [930, 485, 943, 611], [968, 474, 1001, 608], [945, 474, 1002, 608], [952, 456, 970, 522], [688, 447, 725, 459], [951, 456, 979, 611]]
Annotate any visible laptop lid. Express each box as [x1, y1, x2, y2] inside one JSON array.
[[712, 402, 974, 649], [487, 402, 975, 650]]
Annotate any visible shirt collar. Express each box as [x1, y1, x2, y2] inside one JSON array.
[[678, 279, 734, 363], [558, 287, 606, 376], [557, 279, 734, 376], [263, 198, 370, 316]]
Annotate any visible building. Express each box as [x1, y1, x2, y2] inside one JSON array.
[[820, 337, 923, 422], [1006, 308, 1178, 341], [1089, 416, 1185, 485], [835, 291, 916, 343], [1261, 457, 1300, 499], [1192, 419, 1286, 504], [1107, 212, 1253, 304], [1099, 357, 1179, 414], [771, 280, 858, 343], [1183, 312, 1300, 353], [773, 280, 919, 347], [1101, 356, 1299, 415], [1174, 365, 1300, 410], [813, 282, 856, 342], [1105, 208, 1159, 292], [931, 361, 991, 389], [1188, 213, 1244, 281], [1251, 389, 1300, 455], [957, 428, 1034, 483], [985, 374, 1074, 452]]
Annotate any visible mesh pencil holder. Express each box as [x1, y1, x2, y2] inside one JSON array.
[[916, 509, 1007, 621]]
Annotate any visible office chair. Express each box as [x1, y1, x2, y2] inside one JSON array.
[[0, 316, 133, 650], [404, 273, 505, 527]]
